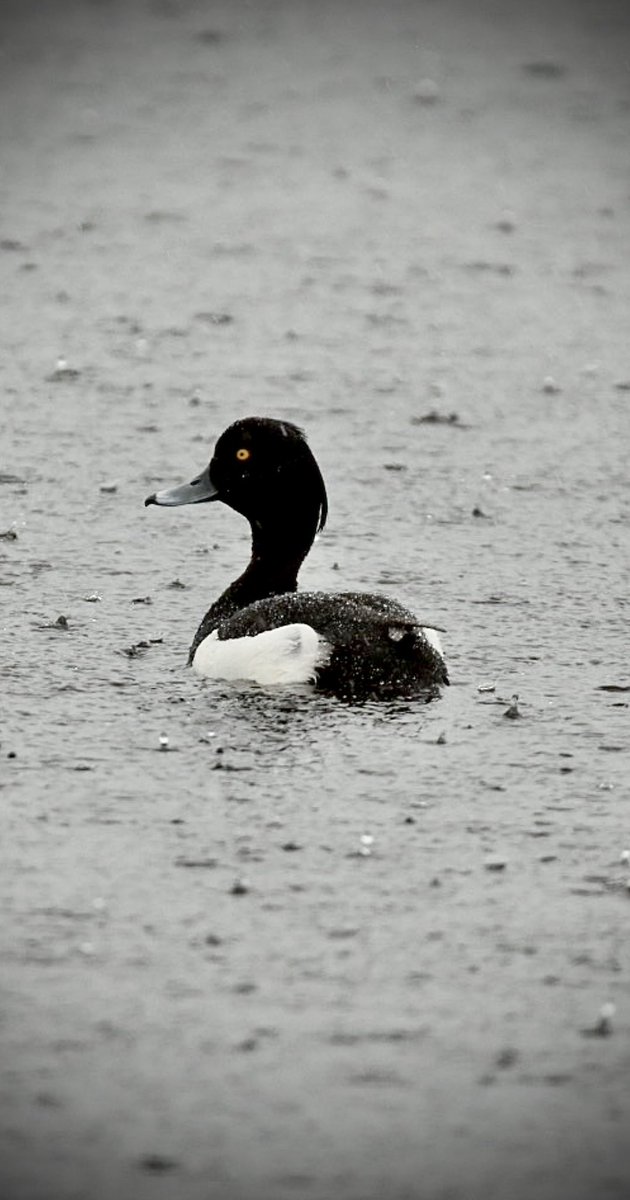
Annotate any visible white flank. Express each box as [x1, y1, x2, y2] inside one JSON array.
[[192, 624, 331, 685], [421, 626, 444, 657]]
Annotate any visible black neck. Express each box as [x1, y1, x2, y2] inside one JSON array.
[[249, 515, 314, 576], [231, 550, 302, 607]]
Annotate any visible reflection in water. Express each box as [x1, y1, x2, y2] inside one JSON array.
[[199, 679, 438, 739], [182, 679, 446, 797]]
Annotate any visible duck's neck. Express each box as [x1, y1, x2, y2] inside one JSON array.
[[246, 515, 315, 590], [188, 518, 314, 663], [234, 542, 305, 604]]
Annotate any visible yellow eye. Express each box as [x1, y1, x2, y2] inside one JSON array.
[[236, 447, 251, 462]]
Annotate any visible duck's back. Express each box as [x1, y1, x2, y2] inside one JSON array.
[[192, 590, 448, 697]]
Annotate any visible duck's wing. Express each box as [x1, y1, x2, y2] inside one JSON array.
[[335, 591, 446, 636], [214, 590, 439, 637]]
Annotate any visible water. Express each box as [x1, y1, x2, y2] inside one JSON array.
[[1, 2, 630, 1197]]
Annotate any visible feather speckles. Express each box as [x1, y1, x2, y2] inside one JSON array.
[[207, 592, 448, 696]]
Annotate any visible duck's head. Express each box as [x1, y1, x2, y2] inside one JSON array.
[[145, 417, 328, 550]]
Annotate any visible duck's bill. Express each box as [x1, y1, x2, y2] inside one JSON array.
[[145, 465, 218, 507]]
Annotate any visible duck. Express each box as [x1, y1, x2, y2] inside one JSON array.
[[145, 417, 448, 699]]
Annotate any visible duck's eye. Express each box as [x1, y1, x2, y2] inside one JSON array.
[[236, 448, 251, 462]]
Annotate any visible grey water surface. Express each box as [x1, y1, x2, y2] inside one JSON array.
[[1, 2, 630, 1198]]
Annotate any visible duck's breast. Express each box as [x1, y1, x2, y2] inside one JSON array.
[[192, 623, 331, 685]]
